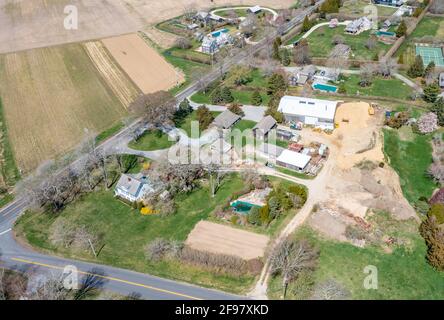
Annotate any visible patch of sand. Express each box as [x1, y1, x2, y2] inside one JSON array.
[[185, 221, 269, 260]]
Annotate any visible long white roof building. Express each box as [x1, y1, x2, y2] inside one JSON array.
[[277, 96, 339, 129]]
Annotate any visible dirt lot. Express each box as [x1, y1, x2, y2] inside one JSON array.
[[102, 34, 185, 94], [185, 221, 269, 260], [0, 0, 293, 54], [299, 102, 417, 243], [0, 43, 126, 173]]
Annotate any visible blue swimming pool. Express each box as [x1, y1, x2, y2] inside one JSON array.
[[376, 31, 396, 37], [312, 82, 338, 93], [211, 28, 229, 37], [231, 200, 259, 213]]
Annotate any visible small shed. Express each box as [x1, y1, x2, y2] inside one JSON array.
[[276, 149, 311, 172], [253, 115, 277, 139], [439, 73, 444, 88], [212, 109, 241, 129]]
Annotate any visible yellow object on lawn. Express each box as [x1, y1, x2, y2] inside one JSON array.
[[143, 162, 151, 171], [141, 206, 156, 215]]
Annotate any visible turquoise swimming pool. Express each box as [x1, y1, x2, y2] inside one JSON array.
[[211, 29, 229, 37], [231, 200, 260, 213], [312, 82, 338, 93], [376, 31, 396, 37]]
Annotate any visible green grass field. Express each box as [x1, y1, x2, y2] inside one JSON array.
[[190, 68, 270, 106], [163, 52, 210, 95], [128, 130, 175, 151], [289, 25, 391, 60], [15, 174, 256, 294], [383, 128, 437, 206], [268, 224, 444, 299], [340, 75, 413, 99]]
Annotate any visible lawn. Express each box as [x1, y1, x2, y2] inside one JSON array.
[[163, 52, 211, 95], [296, 25, 391, 60], [128, 130, 175, 151], [339, 0, 397, 17], [95, 122, 125, 144], [268, 224, 444, 299], [229, 119, 257, 147], [383, 128, 437, 206], [340, 75, 413, 99], [176, 111, 221, 137], [14, 174, 256, 294], [190, 68, 271, 106], [275, 166, 315, 180], [0, 44, 127, 173]]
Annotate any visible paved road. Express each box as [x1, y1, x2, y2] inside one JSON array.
[[0, 2, 325, 299]]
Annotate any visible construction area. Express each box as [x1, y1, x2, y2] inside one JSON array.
[[185, 221, 270, 260], [300, 101, 418, 245]]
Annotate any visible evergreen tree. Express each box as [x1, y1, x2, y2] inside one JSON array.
[[338, 82, 346, 94], [251, 90, 263, 106], [211, 87, 223, 104], [228, 103, 245, 117], [272, 39, 281, 61], [396, 20, 407, 38], [424, 61, 436, 77], [248, 207, 262, 225], [267, 73, 288, 96], [407, 55, 424, 78], [420, 215, 444, 271], [301, 16, 312, 33], [196, 105, 214, 130], [281, 49, 291, 66], [430, 98, 444, 126], [423, 83, 441, 103], [221, 86, 234, 104]]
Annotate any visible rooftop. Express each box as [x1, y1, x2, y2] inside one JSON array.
[[213, 109, 241, 129], [277, 149, 312, 169], [278, 96, 339, 121], [253, 115, 277, 134]]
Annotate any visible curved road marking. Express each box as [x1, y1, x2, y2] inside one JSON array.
[[11, 257, 202, 300]]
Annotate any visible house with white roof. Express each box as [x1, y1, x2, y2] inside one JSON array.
[[345, 17, 372, 34], [277, 96, 339, 130], [201, 36, 218, 54], [276, 149, 312, 172], [115, 173, 156, 203], [247, 5, 262, 14]]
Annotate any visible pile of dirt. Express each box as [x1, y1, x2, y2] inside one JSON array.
[[305, 101, 418, 244]]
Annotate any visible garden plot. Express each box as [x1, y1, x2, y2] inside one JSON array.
[[102, 34, 185, 94], [185, 221, 270, 260]]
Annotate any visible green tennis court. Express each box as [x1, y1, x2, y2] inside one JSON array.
[[416, 46, 444, 67]]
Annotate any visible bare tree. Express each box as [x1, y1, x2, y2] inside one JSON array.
[[377, 58, 398, 78], [269, 238, 319, 299], [74, 268, 108, 300], [26, 272, 71, 300], [174, 37, 192, 49], [292, 39, 311, 65], [430, 0, 444, 14], [129, 91, 177, 128], [359, 63, 377, 87], [311, 279, 350, 300], [183, 3, 197, 21], [205, 164, 224, 197]]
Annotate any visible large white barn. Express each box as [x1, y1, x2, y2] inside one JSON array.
[[277, 96, 339, 130]]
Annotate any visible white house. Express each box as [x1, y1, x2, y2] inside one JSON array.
[[247, 5, 262, 14], [201, 36, 218, 54], [276, 149, 312, 172], [345, 17, 372, 34], [277, 96, 339, 130], [115, 173, 155, 203]]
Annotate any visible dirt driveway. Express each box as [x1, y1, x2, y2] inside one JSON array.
[[0, 0, 293, 54]]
